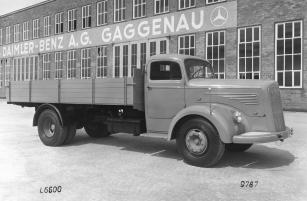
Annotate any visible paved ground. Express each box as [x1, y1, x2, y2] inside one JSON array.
[[0, 99, 306, 201]]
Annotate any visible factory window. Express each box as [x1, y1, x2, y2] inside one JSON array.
[[33, 19, 39, 39], [206, 0, 226, 4], [43, 53, 51, 80], [0, 29, 3, 45], [82, 5, 92, 29], [14, 24, 20, 43], [206, 30, 225, 79], [276, 21, 302, 88], [133, 0, 146, 19], [68, 9, 77, 32], [5, 59, 11, 86], [178, 34, 195, 56], [81, 48, 91, 79], [55, 52, 63, 80], [44, 16, 51, 36], [23, 21, 29, 41], [113, 38, 168, 78], [6, 26, 11, 44], [97, 1, 108, 26], [55, 12, 64, 34], [238, 26, 261, 80], [97, 46, 108, 78], [114, 0, 126, 23], [67, 50, 76, 79], [13, 56, 38, 81], [0, 60, 2, 88], [155, 0, 169, 15], [179, 0, 195, 10]]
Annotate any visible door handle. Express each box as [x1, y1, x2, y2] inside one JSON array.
[[147, 86, 152, 90]]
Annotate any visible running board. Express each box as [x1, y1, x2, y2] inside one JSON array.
[[140, 133, 168, 140]]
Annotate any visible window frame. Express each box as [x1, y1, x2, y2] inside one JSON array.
[[68, 9, 77, 32], [55, 12, 64, 34], [206, 0, 226, 5], [178, 0, 196, 10], [97, 46, 108, 78], [23, 21, 29, 41], [97, 1, 108, 26], [178, 34, 196, 56], [67, 50, 77, 79], [133, 0, 146, 19], [154, 0, 169, 15], [6, 26, 11, 44], [55, 52, 63, 80], [237, 26, 261, 80], [82, 5, 92, 29], [44, 16, 51, 37], [14, 24, 20, 43], [81, 48, 91, 79], [33, 19, 39, 39], [0, 28, 3, 45], [5, 59, 11, 86], [0, 59, 2, 88], [42, 53, 51, 80], [206, 30, 226, 79], [114, 0, 126, 23], [275, 20, 303, 88]]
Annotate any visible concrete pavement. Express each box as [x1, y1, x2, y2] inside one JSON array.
[[0, 99, 306, 201]]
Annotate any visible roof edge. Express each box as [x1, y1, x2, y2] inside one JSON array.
[[0, 0, 56, 18]]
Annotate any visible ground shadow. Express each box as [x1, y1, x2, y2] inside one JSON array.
[[215, 144, 296, 169], [67, 131, 296, 169]]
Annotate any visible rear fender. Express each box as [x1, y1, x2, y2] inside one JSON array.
[[33, 104, 65, 127], [167, 105, 236, 143]]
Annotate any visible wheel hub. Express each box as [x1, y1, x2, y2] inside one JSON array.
[[43, 118, 56, 138], [185, 129, 208, 155]]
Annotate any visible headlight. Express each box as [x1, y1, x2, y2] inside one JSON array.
[[233, 111, 242, 123]]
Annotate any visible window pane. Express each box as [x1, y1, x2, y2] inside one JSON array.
[[213, 32, 218, 45], [277, 40, 284, 55], [277, 56, 284, 71], [285, 55, 292, 70], [240, 29, 245, 42], [219, 60, 224, 73], [285, 71, 292, 87], [285, 23, 292, 38], [277, 24, 284, 39], [293, 38, 301, 54], [239, 58, 245, 72], [294, 72, 300, 86], [208, 33, 212, 46], [253, 57, 259, 71], [207, 47, 212, 59], [219, 46, 224, 59], [220, 32, 224, 44], [293, 55, 301, 70], [246, 28, 252, 42], [254, 27, 259, 41], [285, 39, 292, 54], [277, 72, 283, 86], [239, 44, 245, 57], [294, 22, 301, 37], [246, 58, 252, 72], [253, 42, 259, 56]]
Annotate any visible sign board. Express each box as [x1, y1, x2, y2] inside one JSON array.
[[0, 1, 237, 58]]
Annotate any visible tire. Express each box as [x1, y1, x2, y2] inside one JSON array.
[[84, 123, 111, 138], [38, 109, 68, 146], [62, 123, 77, 145], [176, 117, 225, 167], [225, 143, 253, 152], [76, 123, 84, 130]]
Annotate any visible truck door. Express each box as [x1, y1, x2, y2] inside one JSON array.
[[146, 60, 185, 119]]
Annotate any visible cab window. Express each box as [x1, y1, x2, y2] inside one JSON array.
[[150, 61, 182, 80]]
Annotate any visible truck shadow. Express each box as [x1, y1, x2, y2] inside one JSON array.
[[69, 131, 295, 169]]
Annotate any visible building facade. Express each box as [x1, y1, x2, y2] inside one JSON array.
[[0, 0, 306, 110]]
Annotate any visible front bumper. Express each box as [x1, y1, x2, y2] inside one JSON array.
[[232, 126, 293, 144]]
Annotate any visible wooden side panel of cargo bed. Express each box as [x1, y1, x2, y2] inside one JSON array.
[[95, 78, 126, 105], [10, 81, 30, 102], [60, 79, 92, 104], [32, 80, 58, 103]]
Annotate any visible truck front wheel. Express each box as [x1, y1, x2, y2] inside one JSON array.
[[38, 109, 68, 146], [84, 123, 111, 138], [225, 143, 253, 152], [176, 118, 225, 167]]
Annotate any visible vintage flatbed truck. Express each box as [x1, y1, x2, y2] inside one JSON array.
[[6, 54, 293, 167]]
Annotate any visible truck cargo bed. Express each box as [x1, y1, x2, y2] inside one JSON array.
[[6, 69, 145, 111]]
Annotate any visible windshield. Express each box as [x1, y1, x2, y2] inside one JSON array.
[[184, 59, 215, 80]]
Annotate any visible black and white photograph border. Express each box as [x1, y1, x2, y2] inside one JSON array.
[[0, 0, 307, 200]]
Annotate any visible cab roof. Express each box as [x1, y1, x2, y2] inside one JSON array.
[[147, 54, 210, 64]]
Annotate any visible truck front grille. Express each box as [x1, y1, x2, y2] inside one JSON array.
[[268, 86, 286, 132]]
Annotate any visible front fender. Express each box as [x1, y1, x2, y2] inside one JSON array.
[[167, 104, 237, 143]]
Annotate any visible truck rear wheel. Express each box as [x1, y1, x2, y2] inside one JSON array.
[[62, 123, 77, 145], [84, 123, 111, 138], [38, 109, 68, 146], [176, 117, 225, 167], [225, 143, 253, 152]]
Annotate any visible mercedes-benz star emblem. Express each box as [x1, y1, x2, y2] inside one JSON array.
[[210, 6, 228, 27]]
